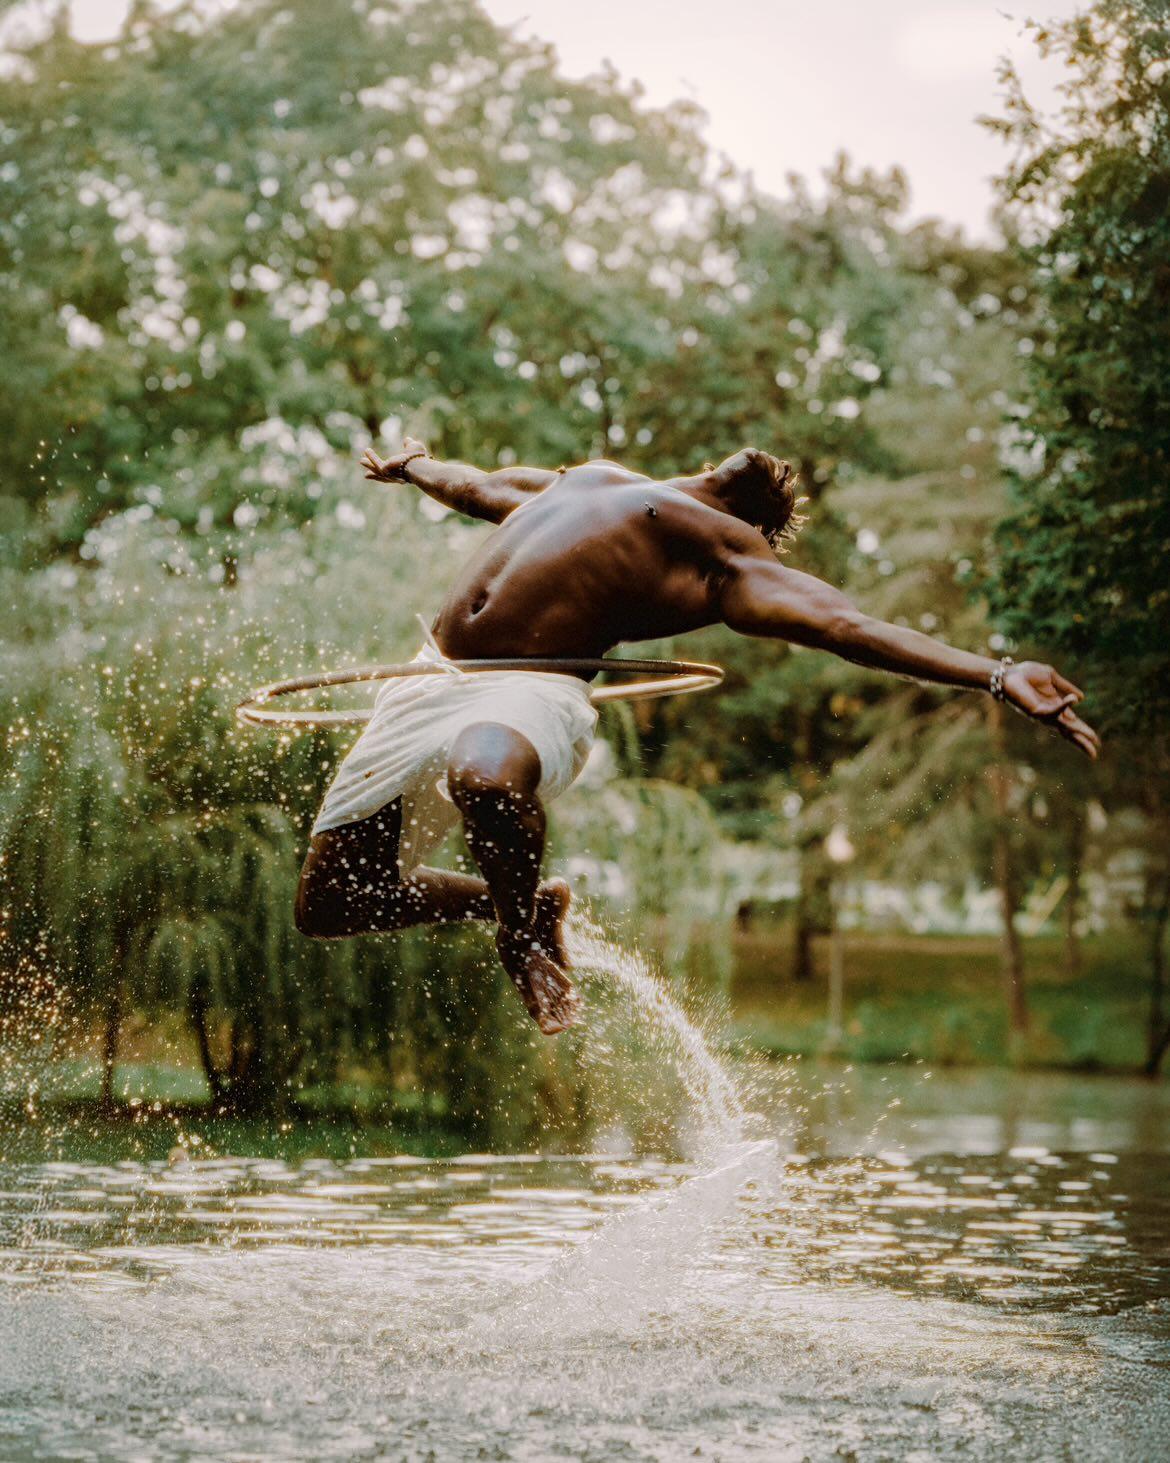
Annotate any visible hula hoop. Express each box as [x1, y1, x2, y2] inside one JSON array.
[[236, 657, 725, 730]]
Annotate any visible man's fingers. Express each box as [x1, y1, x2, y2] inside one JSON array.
[[361, 448, 401, 482], [1070, 731, 1097, 759], [1059, 718, 1095, 758], [1058, 707, 1101, 758], [1035, 693, 1069, 717], [1059, 706, 1093, 737], [1015, 686, 1054, 718], [1017, 675, 1101, 758], [1052, 671, 1084, 701], [1021, 688, 1082, 721]]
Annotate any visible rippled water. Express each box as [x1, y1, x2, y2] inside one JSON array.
[[0, 927, 1167, 1460], [1, 1138, 1167, 1460]]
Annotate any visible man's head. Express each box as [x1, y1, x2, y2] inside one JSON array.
[[708, 448, 804, 550]]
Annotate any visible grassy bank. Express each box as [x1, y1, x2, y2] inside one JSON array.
[[2, 929, 1158, 1164], [0, 1096, 469, 1166], [728, 925, 1155, 1071]]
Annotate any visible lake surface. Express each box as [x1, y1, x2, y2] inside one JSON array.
[[1, 1061, 1167, 1462]]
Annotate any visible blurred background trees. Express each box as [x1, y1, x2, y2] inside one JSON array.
[[1, 0, 1167, 1136], [987, 0, 1170, 1068]]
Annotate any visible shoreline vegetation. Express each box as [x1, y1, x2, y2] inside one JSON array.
[[3, 923, 1157, 1168], [5, 927, 1155, 1142]]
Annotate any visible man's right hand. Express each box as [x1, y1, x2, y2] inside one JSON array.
[[360, 436, 429, 483]]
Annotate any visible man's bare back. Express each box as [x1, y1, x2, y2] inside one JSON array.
[[294, 438, 1100, 1036], [433, 461, 745, 662]]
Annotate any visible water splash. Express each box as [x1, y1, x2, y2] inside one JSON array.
[[566, 910, 748, 1158], [465, 1135, 777, 1353], [456, 911, 778, 1351]]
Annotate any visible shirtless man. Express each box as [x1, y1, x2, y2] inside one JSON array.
[[295, 438, 1100, 1033]]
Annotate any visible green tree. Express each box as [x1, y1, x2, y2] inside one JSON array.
[[0, 0, 718, 566], [986, 0, 1170, 1068]]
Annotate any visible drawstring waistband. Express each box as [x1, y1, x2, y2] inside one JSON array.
[[415, 614, 468, 676]]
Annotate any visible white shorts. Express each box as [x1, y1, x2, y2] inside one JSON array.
[[311, 646, 598, 871]]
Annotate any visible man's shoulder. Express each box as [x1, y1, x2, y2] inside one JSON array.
[[560, 459, 651, 486], [651, 486, 766, 557]]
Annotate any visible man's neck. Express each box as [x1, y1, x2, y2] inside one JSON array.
[[673, 471, 736, 516]]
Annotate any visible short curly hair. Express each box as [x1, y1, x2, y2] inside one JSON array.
[[730, 449, 807, 553]]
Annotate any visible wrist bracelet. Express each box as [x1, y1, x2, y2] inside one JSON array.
[[989, 655, 1014, 701], [395, 449, 429, 477]]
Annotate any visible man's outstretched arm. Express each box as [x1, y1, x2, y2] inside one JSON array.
[[718, 540, 1101, 758], [361, 438, 557, 523]]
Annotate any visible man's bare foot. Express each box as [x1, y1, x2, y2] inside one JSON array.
[[534, 877, 572, 968], [496, 924, 581, 1035]]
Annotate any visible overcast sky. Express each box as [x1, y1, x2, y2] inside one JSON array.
[[65, 0, 1085, 237]]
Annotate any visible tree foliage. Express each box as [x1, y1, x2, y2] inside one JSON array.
[[986, 0, 1170, 735]]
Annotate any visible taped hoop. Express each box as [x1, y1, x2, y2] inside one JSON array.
[[236, 657, 725, 730]]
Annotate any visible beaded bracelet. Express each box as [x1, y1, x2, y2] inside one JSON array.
[[394, 448, 429, 478], [989, 656, 1015, 701]]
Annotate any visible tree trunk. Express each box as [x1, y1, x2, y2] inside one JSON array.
[[189, 983, 225, 1106], [1064, 812, 1084, 980], [228, 1005, 286, 1117], [988, 701, 1028, 1039], [824, 882, 845, 1052], [228, 1015, 246, 1086], [792, 845, 816, 984], [792, 711, 817, 983], [994, 822, 1028, 1036], [1144, 869, 1170, 1077], [100, 979, 123, 1111]]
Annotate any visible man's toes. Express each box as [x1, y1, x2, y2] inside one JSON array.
[[534, 976, 581, 1036], [496, 928, 581, 1036], [536, 1008, 571, 1037], [551, 980, 582, 1030], [530, 958, 581, 1035]]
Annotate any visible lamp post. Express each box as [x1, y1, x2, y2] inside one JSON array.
[[824, 824, 856, 1053]]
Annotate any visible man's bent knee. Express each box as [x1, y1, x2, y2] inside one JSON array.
[[293, 806, 406, 939], [446, 723, 542, 808], [294, 874, 339, 939], [294, 835, 356, 940]]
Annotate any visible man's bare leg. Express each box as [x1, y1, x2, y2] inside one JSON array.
[[295, 800, 568, 952], [446, 721, 580, 1034]]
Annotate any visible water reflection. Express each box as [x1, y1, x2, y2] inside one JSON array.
[[2, 1144, 1167, 1317], [764, 1060, 1170, 1159]]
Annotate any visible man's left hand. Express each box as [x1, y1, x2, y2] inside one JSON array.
[[1003, 661, 1102, 760]]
